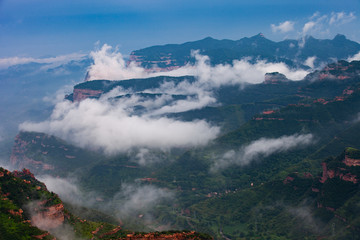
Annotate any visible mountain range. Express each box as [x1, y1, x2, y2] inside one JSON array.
[[130, 34, 360, 69], [2, 34, 360, 239]]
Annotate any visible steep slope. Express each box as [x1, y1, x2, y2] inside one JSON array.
[[186, 148, 360, 239], [0, 167, 212, 240], [10, 131, 103, 176]]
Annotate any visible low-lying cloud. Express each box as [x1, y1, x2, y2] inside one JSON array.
[[211, 133, 314, 172], [87, 45, 309, 84], [40, 175, 174, 227], [288, 205, 324, 234], [348, 51, 360, 62], [20, 44, 310, 156], [20, 98, 220, 155], [111, 183, 174, 218]]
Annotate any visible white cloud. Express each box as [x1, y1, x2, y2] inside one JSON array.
[[111, 183, 173, 218], [19, 46, 310, 156], [0, 53, 87, 69], [43, 84, 75, 105], [302, 21, 316, 35], [19, 98, 220, 155], [39, 175, 173, 226], [304, 56, 317, 69], [271, 21, 295, 33], [299, 11, 356, 38], [38, 175, 98, 207], [329, 11, 356, 25], [87, 44, 147, 81], [211, 133, 314, 172], [87, 46, 309, 84], [348, 51, 360, 61]]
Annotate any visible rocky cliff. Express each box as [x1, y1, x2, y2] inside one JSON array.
[[72, 88, 103, 102], [264, 72, 289, 84], [0, 167, 213, 239], [10, 131, 101, 176], [283, 147, 360, 221], [320, 147, 360, 184]]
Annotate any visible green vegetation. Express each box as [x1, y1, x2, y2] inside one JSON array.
[[7, 60, 360, 239]]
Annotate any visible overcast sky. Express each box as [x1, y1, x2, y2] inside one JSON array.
[[1, 0, 359, 58]]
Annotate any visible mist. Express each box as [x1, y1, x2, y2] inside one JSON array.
[[18, 44, 313, 156], [211, 133, 314, 172], [87, 45, 310, 84], [39, 175, 174, 229]]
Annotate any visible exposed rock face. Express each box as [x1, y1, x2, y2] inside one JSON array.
[[320, 161, 358, 184], [124, 231, 209, 240], [10, 133, 55, 173], [73, 88, 103, 102], [305, 60, 360, 82], [31, 202, 65, 230], [320, 162, 329, 183], [264, 72, 289, 84], [344, 155, 360, 167], [1, 167, 212, 240]]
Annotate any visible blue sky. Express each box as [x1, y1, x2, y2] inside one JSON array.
[[0, 0, 359, 58]]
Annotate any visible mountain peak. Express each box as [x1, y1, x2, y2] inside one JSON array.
[[251, 33, 266, 39], [201, 36, 215, 41], [333, 34, 347, 41]]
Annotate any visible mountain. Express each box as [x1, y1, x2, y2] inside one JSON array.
[[129, 34, 360, 70], [187, 148, 360, 239], [66, 60, 360, 130], [8, 60, 360, 238], [0, 167, 212, 239]]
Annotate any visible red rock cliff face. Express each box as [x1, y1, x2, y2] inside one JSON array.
[[31, 202, 65, 230], [344, 155, 360, 167], [10, 134, 55, 172], [73, 88, 103, 102], [123, 231, 210, 239], [264, 72, 289, 84], [320, 162, 358, 184]]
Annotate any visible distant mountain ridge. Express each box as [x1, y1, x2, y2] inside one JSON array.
[[129, 34, 360, 70]]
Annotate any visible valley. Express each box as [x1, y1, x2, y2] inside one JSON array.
[[5, 43, 360, 239]]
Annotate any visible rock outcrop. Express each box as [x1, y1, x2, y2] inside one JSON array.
[[320, 148, 360, 184], [10, 133, 55, 173], [72, 88, 103, 102], [264, 72, 289, 84]]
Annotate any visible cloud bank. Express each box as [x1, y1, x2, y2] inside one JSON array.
[[87, 44, 147, 81], [20, 44, 311, 155], [211, 133, 314, 172], [40, 175, 174, 225], [20, 98, 220, 154], [0, 53, 87, 69], [87, 46, 309, 84], [111, 183, 174, 218]]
